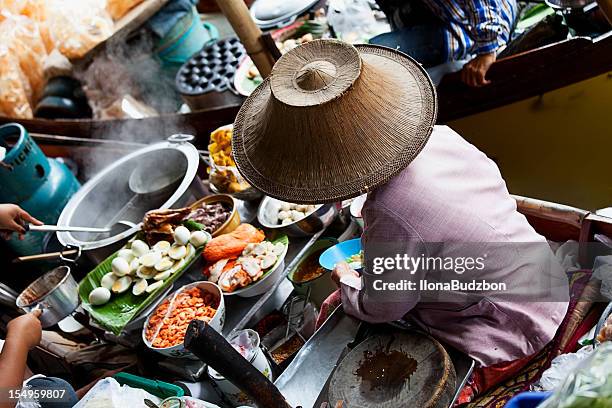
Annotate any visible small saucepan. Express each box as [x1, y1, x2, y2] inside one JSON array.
[[16, 266, 79, 328]]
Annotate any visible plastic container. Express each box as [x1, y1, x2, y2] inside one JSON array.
[[319, 238, 362, 270], [113, 372, 185, 399], [156, 7, 219, 70], [504, 392, 552, 408]]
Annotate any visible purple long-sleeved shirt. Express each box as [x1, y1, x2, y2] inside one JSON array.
[[340, 126, 569, 367]]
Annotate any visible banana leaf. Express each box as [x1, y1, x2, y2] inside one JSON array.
[[78, 239, 203, 335]]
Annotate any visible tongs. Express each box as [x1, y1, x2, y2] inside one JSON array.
[[25, 219, 136, 234], [27, 224, 112, 233]]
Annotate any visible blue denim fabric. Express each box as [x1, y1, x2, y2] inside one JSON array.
[[26, 377, 78, 408]]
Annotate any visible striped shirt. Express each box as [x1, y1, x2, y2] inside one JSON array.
[[420, 0, 518, 60]]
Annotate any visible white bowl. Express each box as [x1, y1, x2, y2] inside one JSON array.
[[142, 281, 225, 358], [223, 242, 288, 298]]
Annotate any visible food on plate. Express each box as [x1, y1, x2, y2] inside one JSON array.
[[142, 207, 191, 244], [154, 257, 174, 272], [153, 240, 171, 254], [130, 239, 149, 257], [204, 228, 286, 293], [189, 230, 210, 247], [88, 219, 206, 306], [89, 287, 111, 305], [168, 244, 187, 260], [173, 225, 190, 246], [111, 257, 130, 276], [293, 248, 327, 282], [146, 280, 164, 293], [132, 278, 148, 296], [208, 126, 251, 194], [145, 287, 219, 348], [139, 251, 162, 268], [274, 202, 317, 225], [275, 33, 315, 54], [100, 272, 117, 290], [203, 223, 265, 263], [112, 276, 132, 294], [186, 202, 231, 234], [346, 250, 364, 269]]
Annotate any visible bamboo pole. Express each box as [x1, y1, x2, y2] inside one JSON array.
[[215, 0, 276, 77]]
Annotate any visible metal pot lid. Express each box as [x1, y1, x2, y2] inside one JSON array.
[[250, 0, 318, 29], [57, 135, 200, 251]]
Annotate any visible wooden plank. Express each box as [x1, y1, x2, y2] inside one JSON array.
[[437, 32, 612, 122]]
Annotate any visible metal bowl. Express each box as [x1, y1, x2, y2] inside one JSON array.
[[545, 0, 594, 9], [257, 196, 339, 237], [188, 194, 241, 236], [16, 266, 79, 328], [142, 281, 225, 359]]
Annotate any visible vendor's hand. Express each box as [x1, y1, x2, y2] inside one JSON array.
[[331, 261, 359, 287], [0, 204, 42, 240], [461, 53, 496, 87], [7, 310, 42, 350]]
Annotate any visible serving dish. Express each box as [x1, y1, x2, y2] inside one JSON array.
[[142, 281, 225, 359], [220, 234, 289, 298], [287, 238, 338, 307], [78, 230, 205, 335], [187, 194, 240, 236], [257, 196, 338, 237]]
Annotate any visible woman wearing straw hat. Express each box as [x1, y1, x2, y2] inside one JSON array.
[[231, 39, 569, 404]]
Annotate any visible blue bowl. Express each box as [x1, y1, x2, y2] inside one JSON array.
[[504, 392, 551, 408], [319, 238, 362, 270]]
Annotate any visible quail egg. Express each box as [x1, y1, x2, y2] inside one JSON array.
[[168, 244, 187, 260], [117, 248, 135, 261], [131, 240, 149, 257], [132, 278, 148, 296], [112, 276, 132, 294], [146, 280, 164, 293], [140, 251, 162, 268], [173, 225, 190, 246], [137, 265, 157, 279], [89, 287, 111, 305], [154, 257, 174, 272], [153, 240, 171, 254], [100, 272, 117, 290], [111, 257, 131, 277], [154, 271, 171, 281], [189, 230, 209, 247]]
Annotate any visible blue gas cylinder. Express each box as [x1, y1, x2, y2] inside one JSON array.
[[0, 123, 80, 255]]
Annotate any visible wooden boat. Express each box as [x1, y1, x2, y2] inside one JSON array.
[[1, 26, 609, 142]]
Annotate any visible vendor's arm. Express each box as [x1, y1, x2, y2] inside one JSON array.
[[0, 204, 42, 240], [0, 311, 42, 408], [461, 0, 513, 87], [334, 202, 427, 323]]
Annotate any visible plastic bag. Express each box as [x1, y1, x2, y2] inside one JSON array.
[[107, 0, 145, 20], [45, 0, 113, 59], [539, 342, 612, 408], [0, 45, 33, 118], [0, 11, 47, 104], [532, 346, 594, 391], [593, 255, 612, 301], [0, 0, 54, 52], [73, 377, 161, 408]]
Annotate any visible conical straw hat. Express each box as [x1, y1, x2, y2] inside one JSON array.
[[232, 39, 437, 204]]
